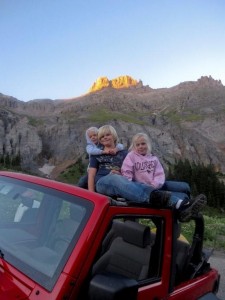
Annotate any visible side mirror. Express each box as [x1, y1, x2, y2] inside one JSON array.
[[88, 272, 138, 300]]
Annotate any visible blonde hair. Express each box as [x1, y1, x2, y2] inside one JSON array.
[[129, 133, 152, 153], [98, 125, 118, 144], [86, 127, 98, 135]]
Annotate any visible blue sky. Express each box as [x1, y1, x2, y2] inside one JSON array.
[[0, 0, 225, 102]]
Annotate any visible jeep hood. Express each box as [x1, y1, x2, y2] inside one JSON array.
[[0, 264, 32, 299]]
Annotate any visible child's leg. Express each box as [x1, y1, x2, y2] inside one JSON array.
[[169, 192, 190, 208], [169, 191, 206, 218], [161, 181, 191, 197]]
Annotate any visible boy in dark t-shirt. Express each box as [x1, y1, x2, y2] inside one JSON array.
[[89, 149, 128, 184]]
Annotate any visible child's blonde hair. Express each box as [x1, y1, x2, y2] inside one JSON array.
[[98, 125, 118, 144], [86, 127, 98, 135], [129, 133, 152, 153]]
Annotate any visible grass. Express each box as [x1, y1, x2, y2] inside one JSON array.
[[181, 209, 225, 251], [203, 215, 225, 249], [164, 110, 203, 123], [27, 116, 44, 127], [60, 108, 149, 125], [88, 109, 147, 125]]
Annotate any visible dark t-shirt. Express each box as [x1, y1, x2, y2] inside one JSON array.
[[89, 149, 128, 183]]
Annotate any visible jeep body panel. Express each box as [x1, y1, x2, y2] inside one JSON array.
[[0, 171, 220, 300]]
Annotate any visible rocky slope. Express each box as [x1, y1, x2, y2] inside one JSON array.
[[0, 75, 225, 178]]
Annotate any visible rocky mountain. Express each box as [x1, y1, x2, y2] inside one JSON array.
[[89, 75, 142, 92], [0, 75, 225, 179]]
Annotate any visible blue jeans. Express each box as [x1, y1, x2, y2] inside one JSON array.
[[96, 175, 189, 204], [96, 174, 155, 203], [161, 180, 191, 204], [161, 181, 191, 197]]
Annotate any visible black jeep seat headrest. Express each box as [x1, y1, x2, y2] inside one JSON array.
[[120, 220, 151, 248]]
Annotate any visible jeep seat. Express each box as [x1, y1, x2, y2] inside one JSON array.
[[92, 220, 152, 281]]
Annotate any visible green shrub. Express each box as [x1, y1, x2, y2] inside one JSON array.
[[57, 158, 87, 184]]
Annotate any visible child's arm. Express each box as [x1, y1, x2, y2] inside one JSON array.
[[116, 143, 124, 151], [121, 154, 134, 181], [86, 144, 103, 156], [88, 156, 99, 192], [108, 143, 124, 155], [152, 158, 165, 188], [88, 168, 97, 192]]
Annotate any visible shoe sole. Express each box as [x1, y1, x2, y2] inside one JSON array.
[[179, 194, 207, 222]]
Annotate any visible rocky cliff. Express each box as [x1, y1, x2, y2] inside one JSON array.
[[89, 75, 143, 92], [0, 75, 225, 178]]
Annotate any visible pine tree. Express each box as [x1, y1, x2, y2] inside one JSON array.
[[168, 159, 225, 209]]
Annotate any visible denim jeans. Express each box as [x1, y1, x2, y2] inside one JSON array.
[[161, 181, 191, 197], [96, 174, 155, 203], [161, 180, 190, 204], [96, 175, 190, 204]]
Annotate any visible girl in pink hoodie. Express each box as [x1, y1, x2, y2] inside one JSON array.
[[121, 133, 207, 220], [121, 133, 165, 189]]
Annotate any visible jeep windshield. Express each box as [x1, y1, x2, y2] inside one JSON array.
[[0, 175, 93, 291]]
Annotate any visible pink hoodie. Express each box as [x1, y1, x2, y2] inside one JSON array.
[[121, 151, 165, 188]]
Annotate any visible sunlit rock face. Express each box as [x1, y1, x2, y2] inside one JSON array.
[[89, 75, 140, 92], [111, 76, 138, 89], [89, 77, 110, 92]]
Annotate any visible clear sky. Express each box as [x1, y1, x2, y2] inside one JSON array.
[[0, 0, 225, 102]]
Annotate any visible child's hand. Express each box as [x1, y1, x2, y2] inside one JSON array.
[[102, 148, 118, 155], [102, 149, 110, 154], [108, 148, 118, 155], [110, 170, 121, 175], [109, 166, 121, 175]]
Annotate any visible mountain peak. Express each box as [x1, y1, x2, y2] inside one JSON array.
[[197, 75, 223, 86], [89, 75, 141, 92]]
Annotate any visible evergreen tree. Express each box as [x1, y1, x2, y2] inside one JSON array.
[[4, 154, 10, 167], [168, 159, 225, 209]]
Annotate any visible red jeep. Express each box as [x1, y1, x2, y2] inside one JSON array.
[[0, 171, 220, 299]]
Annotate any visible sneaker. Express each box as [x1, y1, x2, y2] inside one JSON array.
[[179, 194, 207, 222], [149, 190, 171, 208], [177, 197, 190, 210]]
